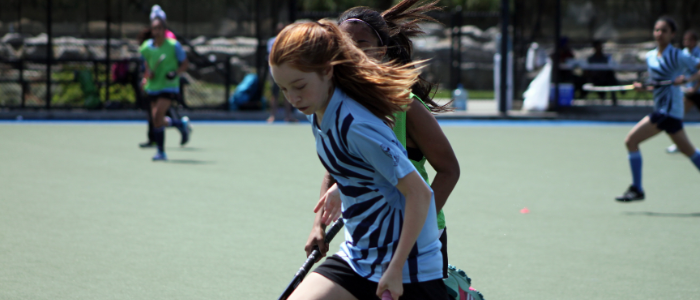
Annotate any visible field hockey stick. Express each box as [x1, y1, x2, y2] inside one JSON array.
[[583, 80, 673, 92], [278, 218, 345, 300], [148, 54, 166, 78]]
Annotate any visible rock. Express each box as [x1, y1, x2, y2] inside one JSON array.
[[1, 33, 24, 50], [24, 33, 48, 45], [0, 44, 18, 60], [189, 35, 208, 46]]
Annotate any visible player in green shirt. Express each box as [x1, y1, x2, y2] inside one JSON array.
[[139, 16, 190, 161], [138, 5, 191, 149]]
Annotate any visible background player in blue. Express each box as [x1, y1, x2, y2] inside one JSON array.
[[270, 21, 447, 300], [266, 23, 295, 123], [668, 29, 700, 153], [616, 17, 700, 201]]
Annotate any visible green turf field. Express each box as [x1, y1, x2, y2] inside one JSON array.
[[1, 122, 699, 300]]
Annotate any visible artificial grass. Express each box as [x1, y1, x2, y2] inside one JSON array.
[[1, 122, 699, 300]]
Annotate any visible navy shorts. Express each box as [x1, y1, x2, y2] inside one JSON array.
[[147, 92, 178, 102], [649, 112, 683, 134], [685, 91, 700, 108], [440, 228, 448, 279], [313, 255, 449, 300]]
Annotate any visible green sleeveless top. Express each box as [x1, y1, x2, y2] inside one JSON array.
[[139, 38, 181, 92], [394, 94, 446, 230]]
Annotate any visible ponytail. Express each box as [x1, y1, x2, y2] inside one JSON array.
[[339, 0, 449, 112]]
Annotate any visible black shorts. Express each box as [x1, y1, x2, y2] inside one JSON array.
[[440, 228, 448, 279], [313, 255, 449, 300], [147, 92, 178, 102], [649, 112, 684, 134], [685, 91, 700, 108]]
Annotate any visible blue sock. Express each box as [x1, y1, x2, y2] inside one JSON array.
[[629, 151, 643, 191], [691, 150, 700, 171], [154, 127, 165, 154], [170, 117, 183, 128]]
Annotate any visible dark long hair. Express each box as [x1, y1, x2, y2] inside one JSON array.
[[137, 28, 154, 45], [657, 16, 677, 33], [338, 0, 448, 112]]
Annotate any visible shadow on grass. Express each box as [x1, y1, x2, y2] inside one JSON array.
[[166, 159, 214, 164], [168, 147, 204, 152], [624, 211, 700, 218]]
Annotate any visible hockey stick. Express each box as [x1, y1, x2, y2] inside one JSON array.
[[153, 53, 166, 72], [278, 219, 345, 300], [583, 80, 673, 92], [145, 54, 166, 80]]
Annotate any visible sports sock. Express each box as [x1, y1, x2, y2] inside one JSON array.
[[154, 127, 165, 154], [170, 117, 183, 128], [690, 150, 700, 171], [628, 151, 643, 191], [147, 119, 155, 142]]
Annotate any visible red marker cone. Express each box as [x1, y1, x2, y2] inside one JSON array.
[[520, 207, 530, 214]]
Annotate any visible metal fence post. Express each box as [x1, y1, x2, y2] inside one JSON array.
[[450, 6, 462, 90], [46, 0, 52, 109], [17, 0, 22, 33], [255, 0, 266, 103], [289, 0, 297, 23], [499, 0, 508, 114], [20, 59, 26, 107], [106, 0, 111, 104], [552, 0, 561, 110], [225, 55, 231, 110]]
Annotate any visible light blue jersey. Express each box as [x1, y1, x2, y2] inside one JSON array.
[[646, 45, 700, 119], [308, 88, 443, 283], [683, 46, 700, 89]]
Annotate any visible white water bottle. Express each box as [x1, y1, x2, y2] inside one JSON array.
[[453, 84, 468, 111]]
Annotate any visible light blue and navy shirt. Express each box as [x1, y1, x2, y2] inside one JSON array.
[[683, 46, 700, 89], [646, 45, 700, 119], [309, 88, 443, 283]]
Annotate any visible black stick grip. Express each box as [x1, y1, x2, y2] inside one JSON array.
[[323, 218, 344, 244], [278, 219, 345, 300]]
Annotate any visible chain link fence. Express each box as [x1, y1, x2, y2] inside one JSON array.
[[1, 0, 699, 109]]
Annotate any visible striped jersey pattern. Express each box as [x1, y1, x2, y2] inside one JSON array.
[[308, 88, 443, 283], [683, 46, 700, 89], [646, 45, 699, 119]]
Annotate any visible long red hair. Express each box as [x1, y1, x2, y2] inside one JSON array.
[[269, 20, 423, 126]]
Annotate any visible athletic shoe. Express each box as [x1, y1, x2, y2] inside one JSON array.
[[444, 264, 472, 299], [615, 185, 645, 202], [666, 144, 679, 153], [180, 116, 192, 146], [443, 265, 484, 300], [152, 152, 168, 161], [139, 141, 156, 148]]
